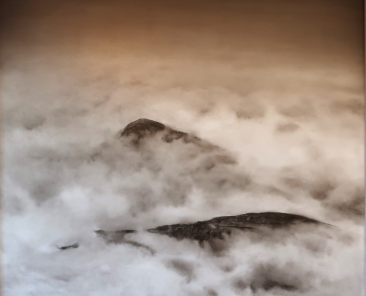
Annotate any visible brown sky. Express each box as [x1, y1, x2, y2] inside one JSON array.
[[1, 0, 364, 108], [2, 0, 363, 69]]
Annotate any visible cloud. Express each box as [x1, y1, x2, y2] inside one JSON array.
[[2, 3, 363, 292]]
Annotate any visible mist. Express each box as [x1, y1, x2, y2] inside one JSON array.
[[1, 0, 364, 295], [3, 69, 364, 295]]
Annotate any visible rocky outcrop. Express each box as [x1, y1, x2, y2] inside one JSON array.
[[120, 118, 166, 139], [147, 212, 322, 243], [58, 211, 328, 251], [94, 212, 327, 249], [120, 118, 212, 148], [58, 243, 79, 250]]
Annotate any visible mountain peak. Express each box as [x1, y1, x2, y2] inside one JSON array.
[[119, 118, 219, 150], [120, 118, 166, 138], [147, 212, 324, 243], [120, 118, 191, 144]]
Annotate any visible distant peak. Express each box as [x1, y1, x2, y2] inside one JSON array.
[[146, 212, 327, 243], [120, 118, 207, 146], [120, 118, 166, 138]]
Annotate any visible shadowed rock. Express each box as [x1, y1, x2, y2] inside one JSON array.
[[119, 118, 214, 148], [58, 243, 79, 250], [93, 212, 332, 252], [147, 212, 324, 243], [120, 118, 166, 140]]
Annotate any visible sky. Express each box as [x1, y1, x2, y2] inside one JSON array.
[[1, 0, 364, 295]]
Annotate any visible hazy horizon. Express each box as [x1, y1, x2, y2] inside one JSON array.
[[1, 0, 364, 295]]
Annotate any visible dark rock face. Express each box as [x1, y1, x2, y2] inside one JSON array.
[[147, 212, 322, 243], [58, 243, 79, 250], [120, 118, 166, 140], [64, 211, 327, 251], [120, 118, 211, 147]]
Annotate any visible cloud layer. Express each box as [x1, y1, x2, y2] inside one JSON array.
[[3, 74, 364, 295], [2, 0, 364, 295]]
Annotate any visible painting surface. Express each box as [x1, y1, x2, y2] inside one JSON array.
[[1, 0, 364, 295]]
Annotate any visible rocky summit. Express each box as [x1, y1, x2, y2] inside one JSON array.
[[94, 212, 327, 248], [147, 212, 323, 243], [119, 118, 209, 146], [120, 118, 166, 139]]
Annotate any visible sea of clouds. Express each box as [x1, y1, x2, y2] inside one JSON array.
[[2, 59, 364, 295]]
